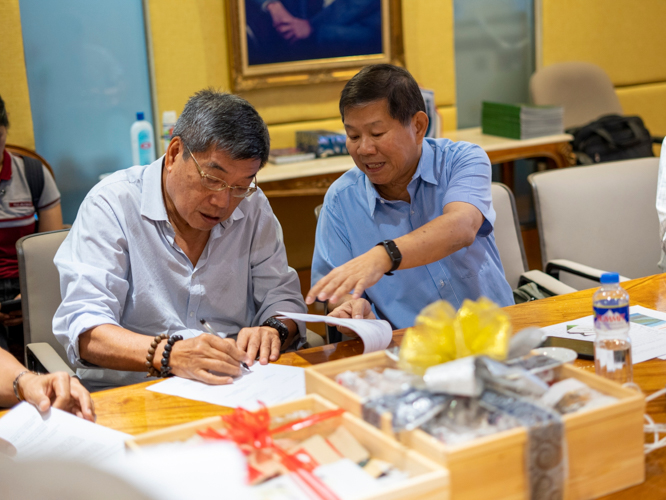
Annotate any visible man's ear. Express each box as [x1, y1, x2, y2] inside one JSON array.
[[164, 137, 182, 172], [412, 111, 429, 142]]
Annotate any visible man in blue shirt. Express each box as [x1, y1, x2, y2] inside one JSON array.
[[308, 64, 513, 333], [54, 91, 306, 390]]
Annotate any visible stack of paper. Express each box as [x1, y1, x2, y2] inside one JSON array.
[[482, 101, 564, 140]]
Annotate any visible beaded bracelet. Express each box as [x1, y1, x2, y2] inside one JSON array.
[[145, 333, 169, 378], [160, 335, 183, 378]]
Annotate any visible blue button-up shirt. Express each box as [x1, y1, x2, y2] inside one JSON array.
[[54, 158, 306, 390], [312, 138, 514, 330]]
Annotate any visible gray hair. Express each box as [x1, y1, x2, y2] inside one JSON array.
[[172, 89, 270, 167]]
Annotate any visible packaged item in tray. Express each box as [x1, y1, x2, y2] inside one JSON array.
[[540, 377, 617, 414], [421, 395, 520, 445], [335, 367, 417, 401], [362, 389, 449, 432]]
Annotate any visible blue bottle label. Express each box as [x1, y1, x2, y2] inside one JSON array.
[[138, 130, 152, 165], [593, 305, 629, 331]]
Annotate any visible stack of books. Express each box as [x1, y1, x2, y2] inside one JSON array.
[[268, 148, 316, 165], [481, 101, 564, 140]]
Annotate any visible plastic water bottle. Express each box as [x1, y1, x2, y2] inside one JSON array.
[[130, 112, 156, 166], [593, 272, 633, 383]]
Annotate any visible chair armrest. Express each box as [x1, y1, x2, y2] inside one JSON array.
[[519, 270, 578, 295], [545, 259, 630, 282], [26, 343, 75, 376], [653, 136, 665, 144]]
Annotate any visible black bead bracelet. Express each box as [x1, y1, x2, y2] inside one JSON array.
[[160, 334, 183, 378]]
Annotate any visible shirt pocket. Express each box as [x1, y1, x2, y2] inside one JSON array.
[[448, 242, 485, 279]]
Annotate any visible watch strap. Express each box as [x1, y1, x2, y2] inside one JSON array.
[[376, 239, 402, 276], [262, 317, 290, 343]]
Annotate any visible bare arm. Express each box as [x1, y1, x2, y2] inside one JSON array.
[[80, 324, 250, 385], [307, 201, 484, 304], [37, 203, 63, 232]]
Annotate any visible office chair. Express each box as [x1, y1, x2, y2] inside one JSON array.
[[5, 143, 56, 179], [530, 62, 663, 145], [16, 229, 74, 374], [530, 62, 622, 130], [490, 182, 575, 295], [529, 157, 661, 290]]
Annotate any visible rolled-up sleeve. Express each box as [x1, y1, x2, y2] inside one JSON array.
[[249, 201, 307, 342], [442, 143, 495, 237], [53, 195, 130, 367]]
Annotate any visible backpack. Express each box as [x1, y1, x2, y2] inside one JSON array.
[[21, 156, 45, 233], [566, 114, 654, 165]]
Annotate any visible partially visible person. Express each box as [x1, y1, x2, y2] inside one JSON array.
[[0, 348, 94, 420], [0, 95, 63, 352], [309, 64, 514, 335], [657, 137, 666, 271]]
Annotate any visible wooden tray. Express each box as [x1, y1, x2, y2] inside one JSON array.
[[126, 394, 449, 500], [305, 352, 645, 500]]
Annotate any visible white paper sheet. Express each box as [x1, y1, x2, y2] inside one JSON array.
[[100, 442, 253, 500], [278, 311, 392, 353], [0, 402, 129, 463], [540, 305, 666, 364], [147, 362, 305, 410]]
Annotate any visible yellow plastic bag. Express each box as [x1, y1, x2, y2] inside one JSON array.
[[399, 298, 512, 375]]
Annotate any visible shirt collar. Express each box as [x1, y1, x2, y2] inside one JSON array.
[[1, 150, 13, 181], [364, 141, 438, 216], [140, 157, 169, 222], [140, 156, 246, 232]]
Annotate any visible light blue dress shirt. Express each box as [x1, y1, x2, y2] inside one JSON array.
[[312, 138, 514, 330], [54, 158, 306, 390]]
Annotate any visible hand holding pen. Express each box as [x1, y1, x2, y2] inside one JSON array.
[[200, 319, 251, 372]]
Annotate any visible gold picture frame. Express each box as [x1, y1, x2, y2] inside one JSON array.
[[227, 0, 404, 91]]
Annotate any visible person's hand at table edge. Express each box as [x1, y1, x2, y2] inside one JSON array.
[[327, 297, 377, 338], [18, 372, 96, 422], [306, 246, 392, 305]]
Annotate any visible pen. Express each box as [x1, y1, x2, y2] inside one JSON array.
[[200, 319, 251, 372]]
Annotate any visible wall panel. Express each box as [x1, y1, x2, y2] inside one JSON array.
[[0, 0, 34, 149]]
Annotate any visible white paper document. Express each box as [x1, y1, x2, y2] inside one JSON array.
[[541, 305, 666, 364], [278, 311, 392, 353], [100, 442, 252, 500], [147, 362, 305, 410], [0, 402, 129, 463]]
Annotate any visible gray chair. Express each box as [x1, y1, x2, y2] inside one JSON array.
[[530, 62, 623, 130], [16, 229, 74, 374], [529, 157, 661, 290], [491, 183, 576, 295], [530, 62, 662, 147]]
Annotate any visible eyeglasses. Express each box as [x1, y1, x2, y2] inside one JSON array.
[[184, 144, 257, 198]]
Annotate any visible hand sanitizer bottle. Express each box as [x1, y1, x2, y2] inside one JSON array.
[[130, 112, 156, 166]]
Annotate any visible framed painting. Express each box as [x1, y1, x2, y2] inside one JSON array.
[[227, 0, 404, 91]]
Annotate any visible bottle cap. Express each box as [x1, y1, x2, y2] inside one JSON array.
[[600, 272, 620, 284], [136, 112, 145, 121]]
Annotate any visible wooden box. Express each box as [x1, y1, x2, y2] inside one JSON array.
[[305, 351, 645, 500], [126, 394, 449, 500]]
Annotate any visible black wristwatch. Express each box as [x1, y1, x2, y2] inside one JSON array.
[[262, 317, 290, 344], [376, 239, 402, 276]]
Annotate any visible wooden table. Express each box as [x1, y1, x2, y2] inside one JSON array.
[[82, 274, 666, 498], [256, 127, 574, 197], [4, 275, 664, 497]]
